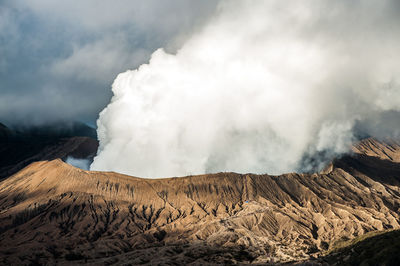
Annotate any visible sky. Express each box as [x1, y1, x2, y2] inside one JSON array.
[[1, 1, 400, 177], [0, 0, 219, 126]]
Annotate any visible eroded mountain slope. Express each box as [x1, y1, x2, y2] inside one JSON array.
[[0, 122, 98, 179], [0, 138, 399, 265]]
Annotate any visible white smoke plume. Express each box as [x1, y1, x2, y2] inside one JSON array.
[[91, 0, 400, 178], [66, 156, 91, 170]]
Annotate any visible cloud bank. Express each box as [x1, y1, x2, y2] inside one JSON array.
[[89, 0, 400, 177]]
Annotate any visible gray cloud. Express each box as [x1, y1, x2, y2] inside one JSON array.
[[0, 0, 219, 125]]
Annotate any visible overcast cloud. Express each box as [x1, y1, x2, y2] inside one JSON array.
[[0, 0, 219, 126]]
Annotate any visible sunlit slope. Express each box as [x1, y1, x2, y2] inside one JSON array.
[[0, 138, 399, 264]]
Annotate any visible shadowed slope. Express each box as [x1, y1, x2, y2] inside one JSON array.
[[0, 138, 399, 264], [0, 136, 98, 179], [321, 229, 400, 265], [0, 121, 98, 179]]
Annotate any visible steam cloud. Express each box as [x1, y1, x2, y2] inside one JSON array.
[[91, 0, 400, 178], [66, 156, 91, 171]]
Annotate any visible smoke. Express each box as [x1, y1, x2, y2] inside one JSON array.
[[91, 0, 400, 178], [66, 156, 91, 170]]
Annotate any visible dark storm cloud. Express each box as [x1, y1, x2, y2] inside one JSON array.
[[0, 0, 219, 125]]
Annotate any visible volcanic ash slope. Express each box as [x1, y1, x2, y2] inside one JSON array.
[[0, 138, 399, 264]]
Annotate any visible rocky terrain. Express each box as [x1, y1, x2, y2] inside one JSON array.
[[322, 229, 400, 265], [0, 138, 399, 265], [0, 122, 98, 179]]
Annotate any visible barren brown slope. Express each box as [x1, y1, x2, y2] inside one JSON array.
[[0, 138, 399, 265], [352, 138, 400, 162]]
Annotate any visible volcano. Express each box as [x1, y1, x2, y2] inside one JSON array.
[[0, 138, 399, 264]]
